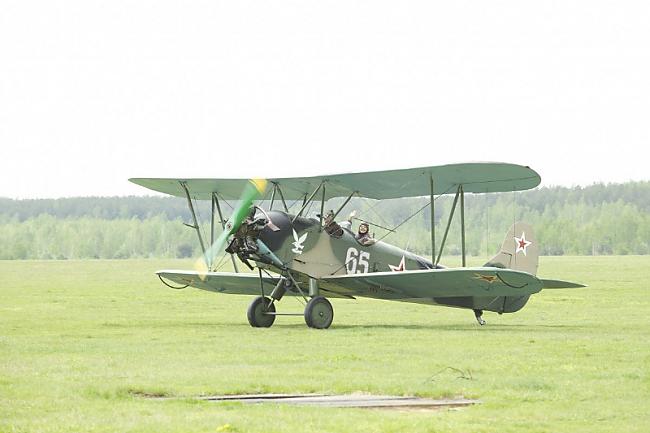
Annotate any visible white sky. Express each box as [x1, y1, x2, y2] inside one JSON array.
[[1, 1, 649, 199]]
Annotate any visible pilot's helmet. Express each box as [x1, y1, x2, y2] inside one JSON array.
[[358, 222, 369, 235]]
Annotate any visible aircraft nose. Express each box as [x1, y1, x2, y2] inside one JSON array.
[[257, 211, 293, 251]]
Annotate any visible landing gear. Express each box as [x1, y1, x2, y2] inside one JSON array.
[[247, 296, 276, 328], [247, 273, 334, 329], [304, 296, 334, 329], [473, 309, 486, 326]]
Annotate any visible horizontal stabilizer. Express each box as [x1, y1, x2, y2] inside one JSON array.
[[540, 279, 587, 289]]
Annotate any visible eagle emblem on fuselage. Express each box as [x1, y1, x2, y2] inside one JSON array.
[[292, 229, 308, 254]]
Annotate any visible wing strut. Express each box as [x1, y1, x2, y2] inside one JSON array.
[[269, 183, 277, 211], [318, 184, 326, 231], [292, 181, 324, 222], [460, 185, 466, 267], [330, 190, 356, 222], [269, 182, 290, 212], [276, 184, 289, 212], [432, 183, 467, 267], [430, 175, 435, 265], [180, 181, 208, 263], [212, 192, 239, 273], [436, 185, 461, 265]]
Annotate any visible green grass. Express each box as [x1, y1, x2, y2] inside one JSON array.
[[1, 257, 649, 433]]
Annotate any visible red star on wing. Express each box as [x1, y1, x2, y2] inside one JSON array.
[[514, 232, 532, 256], [389, 256, 406, 272], [473, 273, 497, 283]]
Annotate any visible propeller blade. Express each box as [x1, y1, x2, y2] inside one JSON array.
[[195, 179, 268, 274]]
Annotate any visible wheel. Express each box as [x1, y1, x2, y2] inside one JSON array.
[[304, 296, 333, 329], [247, 296, 276, 328]]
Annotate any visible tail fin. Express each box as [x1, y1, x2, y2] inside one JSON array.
[[485, 222, 538, 276]]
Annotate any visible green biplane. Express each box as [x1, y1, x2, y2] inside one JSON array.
[[130, 163, 584, 329]]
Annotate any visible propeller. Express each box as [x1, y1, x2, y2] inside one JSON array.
[[194, 179, 268, 275]]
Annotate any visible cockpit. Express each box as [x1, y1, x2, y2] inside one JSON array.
[[322, 210, 376, 246]]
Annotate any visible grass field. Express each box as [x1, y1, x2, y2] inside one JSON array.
[[1, 256, 649, 433]]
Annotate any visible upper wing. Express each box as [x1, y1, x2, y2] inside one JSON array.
[[129, 162, 540, 200], [319, 267, 544, 300]]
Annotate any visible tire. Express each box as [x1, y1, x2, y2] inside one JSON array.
[[304, 296, 333, 329], [247, 296, 276, 328]]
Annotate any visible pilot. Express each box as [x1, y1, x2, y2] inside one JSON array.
[[323, 210, 343, 238], [356, 222, 375, 246]]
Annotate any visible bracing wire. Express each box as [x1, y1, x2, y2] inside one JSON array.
[[375, 184, 457, 243], [365, 199, 392, 228], [360, 173, 416, 227], [404, 226, 414, 255], [213, 250, 232, 272], [286, 196, 304, 212], [375, 200, 430, 243], [215, 192, 234, 210]]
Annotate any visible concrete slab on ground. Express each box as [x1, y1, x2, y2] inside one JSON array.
[[197, 393, 478, 410]]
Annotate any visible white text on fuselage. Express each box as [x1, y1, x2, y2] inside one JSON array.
[[345, 247, 370, 274]]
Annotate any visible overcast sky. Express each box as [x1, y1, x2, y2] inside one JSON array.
[[1, 1, 648, 199]]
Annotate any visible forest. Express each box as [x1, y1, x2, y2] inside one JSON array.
[[1, 181, 648, 259]]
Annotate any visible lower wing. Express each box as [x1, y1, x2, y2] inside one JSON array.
[[157, 270, 277, 295], [157, 270, 353, 298], [157, 268, 585, 300]]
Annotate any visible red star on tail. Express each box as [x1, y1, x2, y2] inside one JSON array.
[[514, 232, 532, 256]]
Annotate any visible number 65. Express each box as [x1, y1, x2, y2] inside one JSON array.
[[345, 247, 370, 274]]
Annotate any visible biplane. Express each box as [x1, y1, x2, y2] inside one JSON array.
[[130, 163, 584, 329]]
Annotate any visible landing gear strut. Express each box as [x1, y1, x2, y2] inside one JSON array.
[[473, 309, 486, 326]]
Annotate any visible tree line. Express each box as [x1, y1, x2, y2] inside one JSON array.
[[0, 181, 648, 259]]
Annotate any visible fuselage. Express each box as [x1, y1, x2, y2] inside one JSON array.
[[254, 210, 437, 278]]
